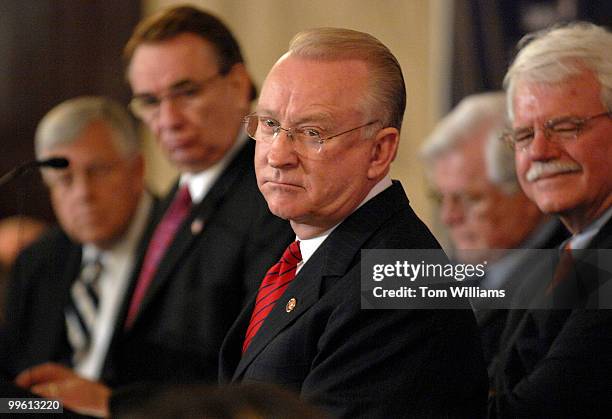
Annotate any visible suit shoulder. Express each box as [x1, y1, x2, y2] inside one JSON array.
[[17, 226, 72, 261], [369, 203, 442, 251]]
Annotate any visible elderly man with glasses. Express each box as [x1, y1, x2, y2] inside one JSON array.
[[218, 27, 488, 418], [491, 22, 612, 418], [420, 92, 568, 378]]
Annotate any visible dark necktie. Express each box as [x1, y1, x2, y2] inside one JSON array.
[[65, 255, 103, 364], [125, 185, 192, 328], [546, 241, 574, 295], [243, 240, 302, 353]]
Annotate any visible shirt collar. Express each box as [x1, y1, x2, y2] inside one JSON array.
[[566, 205, 612, 250], [296, 175, 393, 267], [179, 135, 247, 204]]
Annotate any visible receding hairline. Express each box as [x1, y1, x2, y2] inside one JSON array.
[[35, 96, 140, 160], [279, 27, 406, 131]]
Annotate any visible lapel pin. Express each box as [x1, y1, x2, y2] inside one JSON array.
[[191, 218, 204, 235], [286, 297, 297, 312]]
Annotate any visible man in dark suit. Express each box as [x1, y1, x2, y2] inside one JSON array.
[[219, 28, 488, 418], [0, 96, 154, 412], [420, 92, 568, 375], [491, 22, 612, 417], [13, 6, 292, 416]]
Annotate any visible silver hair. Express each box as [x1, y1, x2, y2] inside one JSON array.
[[505, 21, 612, 121], [421, 91, 518, 192], [287, 27, 406, 133], [35, 96, 140, 159]]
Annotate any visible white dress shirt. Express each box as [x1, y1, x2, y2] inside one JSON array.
[[179, 135, 247, 204], [74, 192, 153, 380], [296, 175, 393, 273], [564, 205, 612, 250]]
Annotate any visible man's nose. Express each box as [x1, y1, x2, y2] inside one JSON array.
[[526, 127, 561, 160], [69, 173, 95, 200], [440, 197, 465, 227], [156, 98, 185, 131], [266, 130, 299, 169]]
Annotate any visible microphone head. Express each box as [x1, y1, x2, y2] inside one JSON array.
[[36, 157, 69, 169]]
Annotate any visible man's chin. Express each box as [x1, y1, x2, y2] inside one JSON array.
[[70, 229, 115, 248], [454, 248, 496, 264], [167, 150, 213, 173], [265, 201, 302, 222], [267, 206, 293, 221], [531, 193, 577, 216]]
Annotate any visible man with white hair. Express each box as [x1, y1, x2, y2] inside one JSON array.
[[421, 91, 567, 374], [491, 22, 612, 417], [1, 96, 155, 412]]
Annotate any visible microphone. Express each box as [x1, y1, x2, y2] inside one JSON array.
[[0, 157, 69, 188], [34, 157, 69, 169]]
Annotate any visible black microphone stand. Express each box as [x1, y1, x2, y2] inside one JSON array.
[[0, 158, 69, 188]]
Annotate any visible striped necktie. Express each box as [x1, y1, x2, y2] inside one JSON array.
[[65, 255, 103, 364], [243, 240, 301, 353]]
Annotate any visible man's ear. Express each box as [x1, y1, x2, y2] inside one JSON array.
[[367, 127, 399, 180], [227, 63, 253, 110]]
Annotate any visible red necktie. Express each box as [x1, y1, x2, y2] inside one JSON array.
[[546, 241, 574, 294], [242, 240, 301, 353], [125, 185, 192, 328]]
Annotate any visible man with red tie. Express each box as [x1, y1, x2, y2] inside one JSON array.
[[219, 28, 488, 418], [491, 22, 612, 417]]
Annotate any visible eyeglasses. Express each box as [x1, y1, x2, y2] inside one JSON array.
[[501, 111, 611, 151], [129, 74, 222, 121], [243, 113, 379, 158], [429, 189, 488, 214]]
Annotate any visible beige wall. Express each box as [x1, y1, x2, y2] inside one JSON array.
[[141, 0, 451, 229]]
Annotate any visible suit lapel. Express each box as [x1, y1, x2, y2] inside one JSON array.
[[502, 216, 612, 361], [127, 142, 254, 330], [102, 197, 161, 379], [232, 255, 324, 379], [587, 216, 612, 249], [230, 181, 407, 380], [47, 240, 82, 362]]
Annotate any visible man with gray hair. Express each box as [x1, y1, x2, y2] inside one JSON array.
[[219, 27, 487, 418], [491, 22, 612, 417], [421, 92, 567, 373], [11, 7, 292, 416], [1, 96, 155, 412]]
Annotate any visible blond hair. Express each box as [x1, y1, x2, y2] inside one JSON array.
[[288, 27, 406, 131]]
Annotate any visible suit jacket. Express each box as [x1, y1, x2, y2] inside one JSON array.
[[0, 227, 90, 375], [491, 216, 612, 418], [0, 191, 159, 377], [219, 181, 488, 419], [104, 140, 294, 386], [474, 219, 569, 377]]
